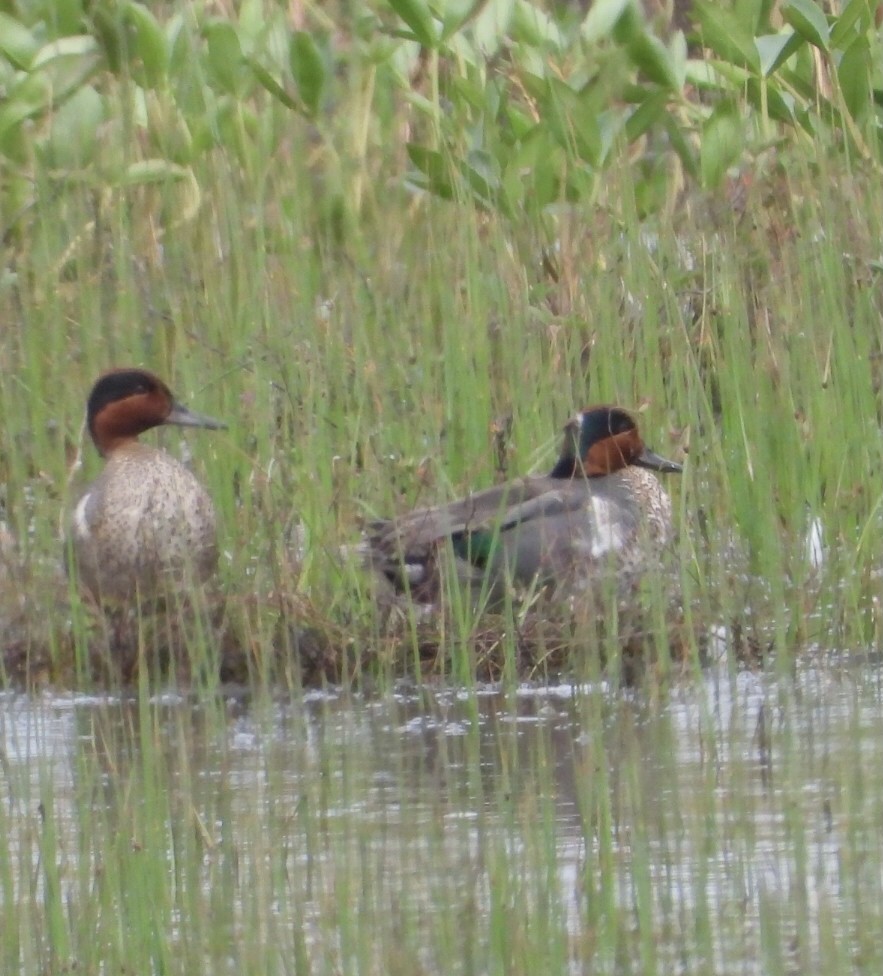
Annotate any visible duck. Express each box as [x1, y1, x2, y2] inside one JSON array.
[[362, 405, 683, 609], [69, 368, 226, 605]]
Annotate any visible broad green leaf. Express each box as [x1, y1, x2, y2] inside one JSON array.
[[564, 165, 597, 203], [781, 39, 823, 94], [700, 100, 743, 187], [30, 38, 103, 103], [692, 0, 761, 72], [387, 0, 438, 48], [570, 113, 603, 168], [581, 0, 632, 44], [542, 77, 603, 166], [259, 20, 295, 72], [406, 143, 455, 198], [239, 0, 271, 45], [471, 0, 516, 54], [520, 135, 564, 207], [50, 0, 85, 36], [42, 85, 105, 168], [462, 148, 500, 193], [122, 1, 169, 87], [450, 74, 487, 111], [0, 12, 38, 68], [684, 58, 727, 89], [290, 31, 325, 118], [611, 2, 642, 44], [756, 31, 803, 76], [461, 149, 511, 215], [0, 71, 51, 147], [512, 0, 565, 50], [204, 21, 246, 95], [830, 0, 873, 49], [624, 90, 669, 142], [838, 35, 871, 122], [734, 0, 767, 34], [443, 26, 481, 66], [5, 69, 52, 112], [669, 30, 688, 89], [501, 157, 527, 210], [438, 0, 484, 43], [508, 41, 550, 80], [596, 109, 620, 163], [91, 5, 123, 73], [165, 14, 186, 56], [627, 29, 681, 90], [502, 101, 535, 141], [782, 0, 830, 50]]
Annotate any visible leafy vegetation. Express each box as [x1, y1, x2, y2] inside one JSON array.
[[2, 0, 882, 226]]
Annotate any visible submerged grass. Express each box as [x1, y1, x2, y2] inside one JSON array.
[[7, 671, 883, 974]]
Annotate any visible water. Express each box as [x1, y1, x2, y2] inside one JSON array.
[[3, 665, 883, 974]]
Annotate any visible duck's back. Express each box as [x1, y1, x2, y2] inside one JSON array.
[[71, 444, 218, 603], [477, 467, 674, 588], [366, 467, 675, 604]]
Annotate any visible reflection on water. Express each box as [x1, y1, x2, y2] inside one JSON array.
[[4, 665, 883, 974]]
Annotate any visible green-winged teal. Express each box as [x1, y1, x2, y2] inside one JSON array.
[[69, 369, 225, 604], [363, 405, 683, 607]]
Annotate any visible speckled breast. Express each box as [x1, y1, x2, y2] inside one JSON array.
[[70, 446, 219, 603]]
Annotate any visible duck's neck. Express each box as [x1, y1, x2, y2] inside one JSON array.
[[97, 436, 148, 459], [548, 456, 592, 479]]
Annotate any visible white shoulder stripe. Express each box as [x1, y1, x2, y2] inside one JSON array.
[[589, 496, 627, 558], [73, 493, 92, 540]]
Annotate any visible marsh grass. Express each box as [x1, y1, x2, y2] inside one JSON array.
[[3, 6, 883, 692], [5, 151, 883, 688], [8, 663, 883, 972]]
